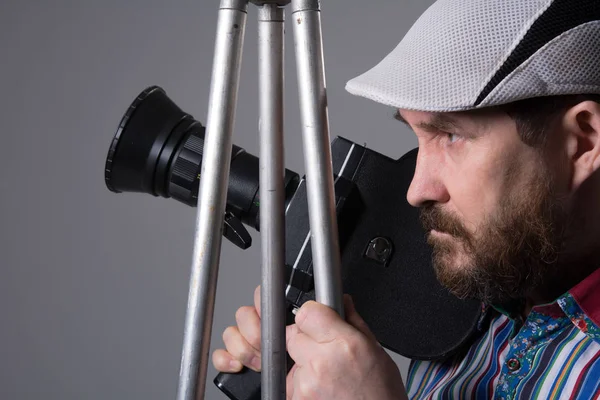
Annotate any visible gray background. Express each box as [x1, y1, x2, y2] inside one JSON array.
[[1, 1, 431, 399]]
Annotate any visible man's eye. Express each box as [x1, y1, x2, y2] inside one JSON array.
[[447, 133, 460, 143]]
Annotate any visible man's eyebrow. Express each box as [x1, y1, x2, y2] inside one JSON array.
[[394, 110, 462, 132]]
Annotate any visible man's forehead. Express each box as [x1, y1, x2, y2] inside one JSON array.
[[395, 109, 463, 132], [395, 108, 502, 132]]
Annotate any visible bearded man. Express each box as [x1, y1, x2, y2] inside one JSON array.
[[213, 0, 600, 398]]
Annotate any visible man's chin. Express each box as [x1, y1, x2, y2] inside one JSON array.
[[434, 255, 473, 278], [433, 263, 484, 301]]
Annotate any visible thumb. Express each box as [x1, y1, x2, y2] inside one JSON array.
[[343, 294, 378, 343]]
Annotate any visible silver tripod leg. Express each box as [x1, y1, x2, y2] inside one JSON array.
[[291, 0, 345, 317], [257, 3, 287, 400], [176, 1, 248, 399], [177, 0, 342, 398]]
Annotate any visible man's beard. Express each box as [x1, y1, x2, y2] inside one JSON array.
[[419, 169, 570, 305]]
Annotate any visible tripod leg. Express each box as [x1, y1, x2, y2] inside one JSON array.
[[291, 0, 344, 317], [257, 4, 288, 400], [176, 1, 248, 400]]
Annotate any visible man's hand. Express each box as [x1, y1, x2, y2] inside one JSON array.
[[285, 295, 407, 400], [211, 286, 408, 400], [212, 285, 264, 373]]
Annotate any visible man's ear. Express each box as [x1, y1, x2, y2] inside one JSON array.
[[562, 100, 600, 191]]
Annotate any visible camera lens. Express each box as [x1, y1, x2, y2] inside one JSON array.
[[104, 86, 299, 231]]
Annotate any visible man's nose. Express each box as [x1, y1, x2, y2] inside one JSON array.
[[406, 150, 449, 207]]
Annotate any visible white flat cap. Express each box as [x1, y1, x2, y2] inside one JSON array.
[[345, 0, 600, 112]]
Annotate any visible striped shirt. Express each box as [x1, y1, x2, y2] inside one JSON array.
[[405, 268, 600, 399]]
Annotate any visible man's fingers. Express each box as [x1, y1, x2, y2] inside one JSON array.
[[235, 305, 261, 351], [212, 348, 244, 373], [286, 323, 316, 367], [294, 296, 378, 345], [222, 326, 262, 372], [285, 322, 300, 348], [254, 285, 261, 319], [294, 300, 354, 343]]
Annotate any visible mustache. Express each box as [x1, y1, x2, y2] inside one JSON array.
[[419, 204, 471, 239]]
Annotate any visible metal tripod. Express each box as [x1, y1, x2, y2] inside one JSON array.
[[176, 1, 344, 398]]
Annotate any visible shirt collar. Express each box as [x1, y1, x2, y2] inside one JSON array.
[[567, 266, 600, 328], [488, 267, 600, 339]]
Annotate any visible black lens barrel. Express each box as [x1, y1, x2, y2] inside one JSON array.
[[105, 86, 300, 232]]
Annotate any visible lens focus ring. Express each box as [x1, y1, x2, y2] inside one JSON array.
[[169, 131, 205, 206]]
